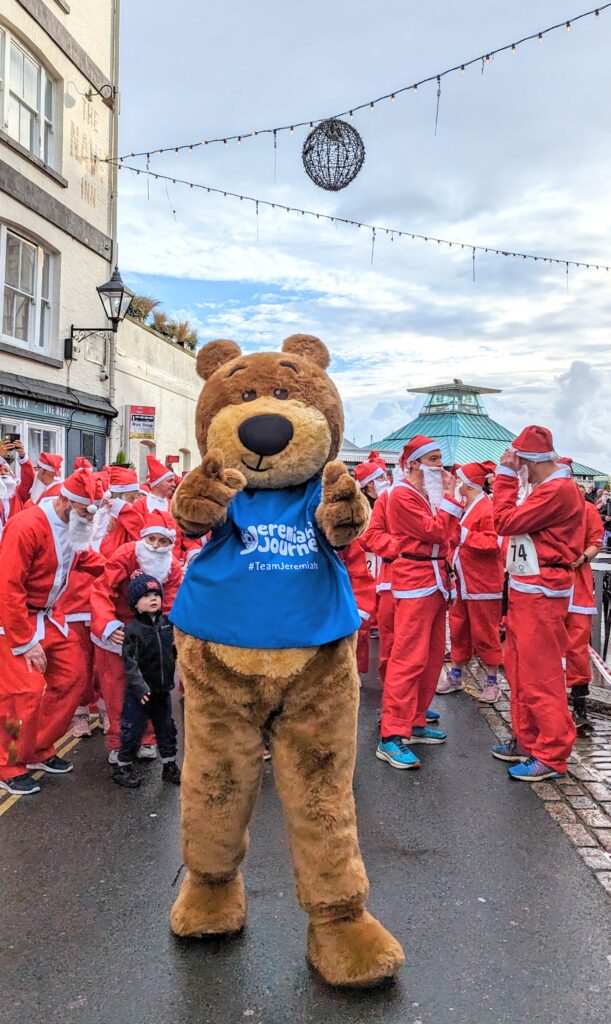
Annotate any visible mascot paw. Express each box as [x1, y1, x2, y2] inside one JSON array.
[[171, 449, 246, 536], [317, 460, 370, 546], [170, 871, 246, 937], [307, 910, 404, 987]]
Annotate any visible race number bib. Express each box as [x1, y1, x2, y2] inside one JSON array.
[[365, 552, 381, 579], [506, 534, 540, 576]]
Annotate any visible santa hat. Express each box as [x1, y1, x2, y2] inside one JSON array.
[[94, 467, 111, 494], [354, 460, 385, 489], [368, 450, 387, 471], [73, 456, 93, 471], [37, 452, 63, 475], [60, 469, 98, 512], [145, 455, 174, 488], [399, 434, 440, 468], [109, 465, 140, 493], [512, 425, 557, 463], [140, 511, 176, 542], [457, 460, 497, 490]]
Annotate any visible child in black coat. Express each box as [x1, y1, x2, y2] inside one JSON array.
[[113, 573, 181, 789]]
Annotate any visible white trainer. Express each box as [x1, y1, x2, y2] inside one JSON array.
[[137, 744, 158, 760]]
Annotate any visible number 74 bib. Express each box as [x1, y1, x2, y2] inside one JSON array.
[[506, 534, 540, 576]]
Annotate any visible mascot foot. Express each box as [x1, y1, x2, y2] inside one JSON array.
[[307, 909, 405, 987], [171, 871, 246, 937]]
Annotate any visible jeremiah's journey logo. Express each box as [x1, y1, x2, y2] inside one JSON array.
[[240, 522, 319, 557]]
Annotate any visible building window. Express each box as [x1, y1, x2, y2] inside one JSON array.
[[0, 25, 56, 165], [0, 224, 54, 352], [27, 424, 62, 465]]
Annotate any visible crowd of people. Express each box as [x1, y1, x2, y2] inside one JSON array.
[[0, 424, 606, 798]]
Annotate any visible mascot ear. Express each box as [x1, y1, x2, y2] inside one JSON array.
[[282, 334, 330, 370], [196, 339, 242, 381]]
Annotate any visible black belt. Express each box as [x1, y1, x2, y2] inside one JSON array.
[[400, 553, 443, 561], [539, 562, 573, 570], [381, 557, 394, 564]]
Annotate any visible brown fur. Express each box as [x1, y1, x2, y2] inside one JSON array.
[[170, 335, 403, 987]]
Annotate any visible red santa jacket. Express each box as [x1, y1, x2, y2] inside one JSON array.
[[493, 465, 582, 598], [361, 489, 396, 593], [338, 537, 376, 620], [453, 492, 504, 600], [99, 498, 146, 559], [569, 496, 604, 614], [0, 503, 104, 653], [388, 482, 462, 599], [90, 540, 181, 651], [10, 457, 35, 516]]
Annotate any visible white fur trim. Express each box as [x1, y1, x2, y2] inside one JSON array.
[[440, 498, 462, 517], [110, 497, 127, 517], [147, 469, 173, 486], [357, 466, 384, 489], [457, 468, 482, 490], [61, 485, 92, 505], [512, 447, 557, 462], [110, 482, 140, 494], [102, 619, 124, 641], [140, 524, 176, 541], [495, 465, 518, 478]]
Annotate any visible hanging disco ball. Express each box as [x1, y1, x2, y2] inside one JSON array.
[[302, 118, 365, 191]]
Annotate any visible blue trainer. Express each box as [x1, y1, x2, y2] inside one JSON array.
[[425, 708, 440, 723], [508, 757, 564, 782], [409, 726, 447, 745], [491, 738, 529, 763], [376, 737, 421, 770]]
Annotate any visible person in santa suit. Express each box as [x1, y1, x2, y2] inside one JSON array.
[[437, 460, 504, 703], [376, 435, 462, 770], [0, 469, 104, 795], [91, 465, 144, 557], [491, 426, 582, 782], [26, 451, 64, 505], [555, 458, 603, 735], [338, 460, 386, 674], [133, 455, 177, 515], [0, 438, 34, 526], [90, 514, 182, 764]]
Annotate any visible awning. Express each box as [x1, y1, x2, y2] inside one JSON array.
[[0, 371, 118, 418]]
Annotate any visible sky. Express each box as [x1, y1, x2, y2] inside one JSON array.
[[116, 1, 611, 470]]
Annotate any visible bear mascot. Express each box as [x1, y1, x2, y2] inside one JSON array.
[[168, 333, 404, 987]]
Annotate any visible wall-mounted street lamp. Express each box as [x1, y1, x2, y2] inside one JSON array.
[[65, 267, 134, 359]]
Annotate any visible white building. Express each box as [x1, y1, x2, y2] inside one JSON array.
[[0, 1, 200, 473]]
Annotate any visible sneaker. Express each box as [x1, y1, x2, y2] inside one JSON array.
[[71, 713, 92, 738], [0, 773, 41, 796], [508, 757, 564, 782], [409, 726, 447, 745], [97, 703, 110, 734], [370, 627, 379, 639], [376, 737, 420, 770], [572, 709, 594, 735], [436, 671, 464, 695], [112, 764, 141, 789], [108, 749, 119, 765], [425, 707, 440, 723], [162, 761, 182, 785], [26, 755, 73, 774], [262, 746, 272, 762], [479, 682, 500, 704], [491, 738, 529, 763], [137, 744, 158, 761]]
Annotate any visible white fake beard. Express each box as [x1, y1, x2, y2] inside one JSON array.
[[30, 475, 47, 503], [68, 509, 94, 552], [0, 475, 16, 500], [90, 505, 112, 552], [422, 466, 445, 513], [374, 478, 390, 496], [135, 538, 172, 584], [518, 466, 532, 504], [391, 466, 406, 487]]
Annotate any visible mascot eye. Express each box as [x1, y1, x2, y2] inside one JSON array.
[[274, 388, 289, 400], [242, 389, 257, 402]]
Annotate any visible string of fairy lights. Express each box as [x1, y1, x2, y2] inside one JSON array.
[[117, 163, 611, 277], [106, 3, 610, 164]]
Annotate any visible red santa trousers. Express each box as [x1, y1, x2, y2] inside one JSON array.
[[377, 590, 396, 685], [565, 612, 592, 688], [356, 620, 370, 673], [504, 590, 575, 772], [381, 590, 446, 738], [0, 625, 80, 781], [94, 646, 154, 751], [449, 597, 503, 667], [70, 622, 97, 707]]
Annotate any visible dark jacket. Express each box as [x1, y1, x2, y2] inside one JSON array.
[[122, 611, 176, 700]]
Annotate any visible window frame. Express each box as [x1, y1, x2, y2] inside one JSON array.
[[0, 223, 55, 354], [0, 24, 56, 166]]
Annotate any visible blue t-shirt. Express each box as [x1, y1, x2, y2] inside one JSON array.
[[170, 478, 360, 649]]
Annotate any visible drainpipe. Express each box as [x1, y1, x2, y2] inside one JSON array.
[[108, 0, 121, 459]]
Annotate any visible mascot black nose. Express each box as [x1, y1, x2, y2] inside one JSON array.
[[238, 414, 294, 457]]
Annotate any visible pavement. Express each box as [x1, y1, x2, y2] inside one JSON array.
[[1, 659, 611, 1024]]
